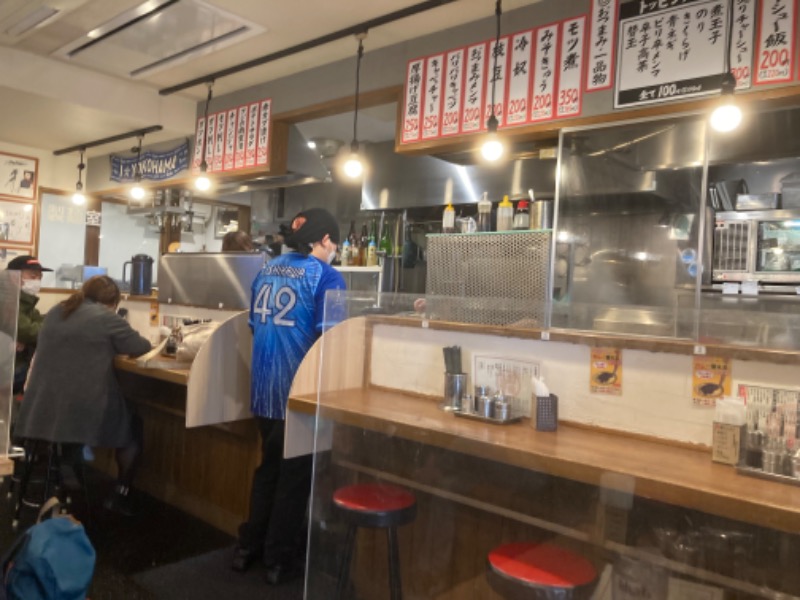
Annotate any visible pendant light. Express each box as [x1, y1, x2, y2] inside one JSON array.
[[195, 80, 214, 191], [72, 149, 86, 205], [481, 0, 504, 162], [130, 134, 146, 201], [710, 0, 742, 133], [343, 33, 367, 179]]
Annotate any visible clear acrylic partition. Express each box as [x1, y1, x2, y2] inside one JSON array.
[[0, 269, 20, 460], [303, 291, 800, 599]]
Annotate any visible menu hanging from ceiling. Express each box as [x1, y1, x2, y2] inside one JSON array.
[[506, 31, 533, 125], [485, 37, 510, 128], [531, 23, 560, 122], [754, 0, 796, 85], [731, 0, 756, 89], [442, 49, 465, 136], [192, 97, 272, 174], [422, 54, 445, 139], [557, 16, 587, 117], [615, 0, 730, 108], [401, 59, 424, 143], [463, 42, 488, 133], [586, 0, 619, 91]]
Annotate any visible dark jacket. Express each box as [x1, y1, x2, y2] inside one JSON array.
[[15, 300, 151, 447], [14, 292, 44, 382]]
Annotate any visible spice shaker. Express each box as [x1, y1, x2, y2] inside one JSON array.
[[494, 394, 510, 421]]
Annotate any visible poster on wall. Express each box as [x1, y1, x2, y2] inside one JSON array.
[[615, 0, 730, 108], [213, 111, 226, 172], [462, 42, 488, 133], [0, 246, 33, 270], [0, 199, 36, 246], [531, 23, 560, 122], [422, 54, 445, 139], [731, 0, 756, 89], [224, 107, 237, 171], [401, 58, 424, 143], [506, 31, 534, 126], [0, 151, 37, 201], [590, 347, 622, 395], [754, 0, 797, 85], [556, 16, 587, 118], [587, 0, 619, 91], [485, 37, 509, 128], [442, 49, 465, 136], [472, 355, 540, 407], [692, 356, 731, 406]]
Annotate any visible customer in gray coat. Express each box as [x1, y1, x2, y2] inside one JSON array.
[[15, 275, 152, 515]]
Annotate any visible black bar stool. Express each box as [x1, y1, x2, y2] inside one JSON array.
[[487, 542, 598, 599], [333, 482, 417, 600]]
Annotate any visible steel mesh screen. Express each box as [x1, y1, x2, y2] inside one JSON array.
[[425, 231, 551, 326], [713, 221, 749, 273]]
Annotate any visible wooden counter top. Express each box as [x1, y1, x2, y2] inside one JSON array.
[[289, 388, 800, 534], [114, 356, 189, 386]]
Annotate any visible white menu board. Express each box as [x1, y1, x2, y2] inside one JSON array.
[[506, 31, 533, 126], [587, 0, 619, 91], [615, 0, 729, 108], [234, 105, 248, 170], [557, 16, 586, 117], [462, 42, 487, 133], [754, 0, 797, 85], [531, 23, 560, 122], [192, 117, 206, 171], [224, 108, 237, 171], [204, 113, 217, 171], [422, 54, 445, 139], [731, 0, 756, 89], [484, 37, 509, 128], [245, 102, 258, 168], [256, 99, 271, 167], [401, 59, 424, 143], [442, 49, 465, 136], [213, 111, 226, 172]]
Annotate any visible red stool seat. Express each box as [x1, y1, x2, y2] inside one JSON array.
[[488, 542, 597, 598], [333, 483, 416, 528]]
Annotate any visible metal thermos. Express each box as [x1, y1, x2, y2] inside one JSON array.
[[123, 254, 154, 296], [531, 199, 553, 230]]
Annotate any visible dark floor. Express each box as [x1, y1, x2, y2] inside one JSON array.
[[0, 465, 304, 599]]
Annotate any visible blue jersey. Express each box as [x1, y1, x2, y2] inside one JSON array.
[[249, 252, 346, 419]]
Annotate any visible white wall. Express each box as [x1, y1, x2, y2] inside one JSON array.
[[99, 202, 160, 284]]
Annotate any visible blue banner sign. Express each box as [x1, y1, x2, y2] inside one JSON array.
[[110, 140, 189, 182]]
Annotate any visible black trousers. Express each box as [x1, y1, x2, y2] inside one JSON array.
[[238, 417, 313, 565]]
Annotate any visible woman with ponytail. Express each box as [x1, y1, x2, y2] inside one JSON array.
[[15, 275, 152, 515]]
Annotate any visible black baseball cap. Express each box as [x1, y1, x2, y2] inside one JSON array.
[[6, 255, 52, 272], [287, 208, 340, 245]]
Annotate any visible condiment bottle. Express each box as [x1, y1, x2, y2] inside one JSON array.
[[443, 203, 456, 234], [496, 195, 513, 231], [513, 199, 530, 230], [477, 192, 492, 232]]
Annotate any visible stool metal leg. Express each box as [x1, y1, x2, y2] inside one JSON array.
[[12, 441, 38, 530], [334, 525, 357, 600], [387, 526, 402, 600]]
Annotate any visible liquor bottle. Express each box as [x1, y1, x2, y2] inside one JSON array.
[[366, 238, 378, 266], [340, 238, 352, 266], [379, 220, 393, 257], [348, 221, 361, 266], [360, 224, 369, 256]]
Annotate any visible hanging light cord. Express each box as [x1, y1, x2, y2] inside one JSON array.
[[76, 149, 85, 191], [135, 135, 144, 183], [351, 35, 366, 151], [724, 0, 733, 75], [200, 80, 215, 170], [489, 0, 502, 122]]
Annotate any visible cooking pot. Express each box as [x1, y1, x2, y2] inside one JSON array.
[[123, 254, 154, 296]]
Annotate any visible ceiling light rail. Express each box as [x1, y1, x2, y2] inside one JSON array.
[[158, 0, 457, 96], [53, 126, 163, 156]]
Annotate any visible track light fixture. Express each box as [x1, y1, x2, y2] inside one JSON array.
[[710, 0, 741, 133], [481, 0, 504, 162], [72, 149, 86, 205], [195, 80, 214, 191], [343, 33, 367, 179], [130, 134, 146, 201]]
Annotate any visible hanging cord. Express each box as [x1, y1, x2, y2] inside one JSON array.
[[134, 135, 144, 183], [724, 0, 733, 74], [200, 80, 215, 170], [351, 34, 366, 152], [488, 0, 502, 124], [76, 149, 85, 191]]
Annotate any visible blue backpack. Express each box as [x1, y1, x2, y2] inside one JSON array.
[[2, 498, 96, 600]]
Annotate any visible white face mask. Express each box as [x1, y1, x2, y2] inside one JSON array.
[[22, 279, 41, 296], [326, 249, 336, 265]]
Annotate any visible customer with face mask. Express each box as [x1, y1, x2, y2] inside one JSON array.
[[232, 208, 345, 584], [6, 255, 51, 394]]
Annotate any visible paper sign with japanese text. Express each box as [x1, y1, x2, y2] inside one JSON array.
[[462, 42, 487, 133], [473, 355, 540, 404], [204, 113, 217, 172], [732, 0, 756, 89], [485, 36, 509, 128], [213, 110, 226, 172], [256, 99, 271, 167], [615, 0, 729, 108], [442, 49, 465, 136], [587, 0, 619, 91], [401, 59, 424, 143], [557, 16, 586, 118], [754, 0, 797, 84], [506, 31, 534, 125], [531, 23, 560, 122], [590, 347, 622, 395], [692, 356, 731, 407], [192, 117, 206, 171], [223, 108, 237, 171], [234, 105, 248, 169], [245, 102, 259, 168], [422, 54, 445, 139]]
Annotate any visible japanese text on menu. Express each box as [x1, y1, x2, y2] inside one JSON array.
[[587, 0, 619, 91], [401, 60, 424, 143], [485, 37, 509, 128], [616, 0, 729, 107], [754, 0, 797, 84], [423, 55, 444, 139], [463, 43, 487, 133], [506, 32, 533, 125], [442, 50, 465, 136], [732, 0, 756, 89], [531, 24, 559, 121], [557, 16, 586, 117]]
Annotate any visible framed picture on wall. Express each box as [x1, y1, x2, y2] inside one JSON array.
[[0, 151, 38, 200], [0, 245, 34, 270], [0, 199, 37, 246]]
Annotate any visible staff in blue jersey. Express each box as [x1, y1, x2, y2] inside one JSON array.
[[232, 208, 345, 585]]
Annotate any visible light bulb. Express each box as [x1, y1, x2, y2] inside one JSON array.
[[130, 184, 146, 201], [481, 135, 504, 162], [343, 154, 363, 179], [195, 174, 211, 191], [710, 102, 742, 132], [72, 191, 86, 205]]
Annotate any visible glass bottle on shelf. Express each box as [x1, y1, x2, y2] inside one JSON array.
[[477, 192, 492, 232], [348, 220, 361, 266], [360, 224, 369, 266], [513, 199, 530, 230], [496, 195, 513, 231], [340, 238, 352, 266], [379, 221, 393, 257]]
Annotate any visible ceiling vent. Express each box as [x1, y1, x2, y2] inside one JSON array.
[[0, 1, 71, 42], [53, 0, 264, 78]]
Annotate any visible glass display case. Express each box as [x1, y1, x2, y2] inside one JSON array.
[[0, 269, 20, 462], [297, 291, 800, 600]]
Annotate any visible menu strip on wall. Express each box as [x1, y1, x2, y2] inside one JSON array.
[[754, 0, 797, 85], [401, 59, 424, 143], [557, 16, 586, 117], [234, 105, 248, 170], [587, 0, 619, 91], [732, 0, 756, 89], [204, 113, 217, 172], [256, 99, 271, 167], [193, 117, 206, 170], [213, 111, 226, 172], [224, 108, 237, 171], [531, 23, 560, 122], [245, 102, 259, 168], [423, 54, 445, 139], [462, 42, 487, 133], [506, 31, 533, 125], [442, 49, 465, 136], [615, 0, 729, 108], [485, 37, 510, 128]]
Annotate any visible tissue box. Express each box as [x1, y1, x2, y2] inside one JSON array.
[[712, 422, 744, 465]]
